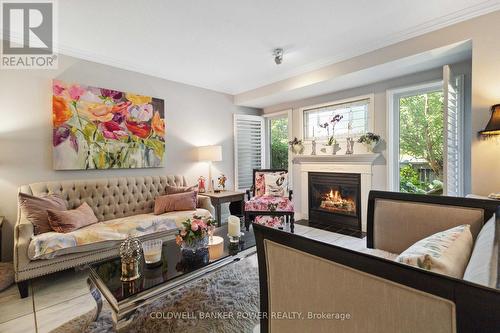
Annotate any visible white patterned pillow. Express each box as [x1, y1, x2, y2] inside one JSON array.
[[263, 172, 288, 197], [395, 224, 473, 278]]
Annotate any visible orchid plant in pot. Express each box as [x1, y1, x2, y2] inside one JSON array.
[[357, 132, 381, 152], [319, 114, 343, 155]]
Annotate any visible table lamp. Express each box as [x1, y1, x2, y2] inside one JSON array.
[[479, 104, 500, 137], [197, 145, 222, 192]]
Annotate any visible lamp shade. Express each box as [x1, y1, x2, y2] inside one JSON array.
[[197, 145, 222, 162], [479, 104, 500, 136]]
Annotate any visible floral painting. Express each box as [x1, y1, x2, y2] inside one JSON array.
[[52, 80, 165, 170]]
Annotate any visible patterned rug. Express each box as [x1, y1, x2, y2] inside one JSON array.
[[51, 254, 260, 333]]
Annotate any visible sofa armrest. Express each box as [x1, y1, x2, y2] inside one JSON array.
[[14, 185, 35, 281], [14, 210, 34, 282], [197, 195, 215, 217]]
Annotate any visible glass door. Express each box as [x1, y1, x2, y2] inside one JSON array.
[[389, 68, 464, 196], [397, 85, 445, 194]]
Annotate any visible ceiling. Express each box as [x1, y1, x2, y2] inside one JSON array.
[[238, 42, 473, 108], [46, 1, 500, 94]]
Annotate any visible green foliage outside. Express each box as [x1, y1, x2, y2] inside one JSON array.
[[270, 118, 288, 170], [399, 165, 443, 195], [399, 91, 444, 194]]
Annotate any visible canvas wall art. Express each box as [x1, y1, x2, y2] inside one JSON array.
[[52, 80, 165, 170]]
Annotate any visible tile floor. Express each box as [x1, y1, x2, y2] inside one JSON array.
[[0, 223, 366, 333]]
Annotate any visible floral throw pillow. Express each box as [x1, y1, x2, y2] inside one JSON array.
[[395, 224, 473, 279], [264, 172, 288, 197]]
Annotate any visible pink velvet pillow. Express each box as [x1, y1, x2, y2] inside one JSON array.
[[47, 202, 99, 233], [154, 191, 197, 215], [165, 184, 197, 195]]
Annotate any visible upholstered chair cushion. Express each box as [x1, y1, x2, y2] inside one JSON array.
[[165, 184, 197, 195], [154, 191, 197, 215], [245, 196, 294, 212], [395, 224, 473, 278], [254, 216, 284, 228], [47, 202, 99, 233], [18, 192, 67, 234]]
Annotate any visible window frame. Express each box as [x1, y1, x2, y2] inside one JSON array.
[[386, 80, 444, 192], [263, 109, 293, 185], [298, 94, 375, 143]]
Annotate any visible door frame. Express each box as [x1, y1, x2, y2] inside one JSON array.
[[386, 80, 443, 192], [263, 109, 293, 175]]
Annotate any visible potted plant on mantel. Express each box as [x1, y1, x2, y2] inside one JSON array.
[[357, 132, 381, 152], [319, 114, 343, 155]]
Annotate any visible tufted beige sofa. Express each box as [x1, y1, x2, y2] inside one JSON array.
[[14, 175, 214, 297]]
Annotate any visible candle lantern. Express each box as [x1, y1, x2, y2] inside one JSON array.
[[120, 236, 142, 282]]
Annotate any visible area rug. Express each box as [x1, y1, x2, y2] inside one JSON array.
[[51, 254, 260, 333]]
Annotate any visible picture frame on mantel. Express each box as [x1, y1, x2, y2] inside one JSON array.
[[52, 80, 165, 170]]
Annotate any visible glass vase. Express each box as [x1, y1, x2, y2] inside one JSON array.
[[180, 236, 209, 265]]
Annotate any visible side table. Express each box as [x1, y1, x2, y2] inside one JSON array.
[[200, 191, 245, 226]]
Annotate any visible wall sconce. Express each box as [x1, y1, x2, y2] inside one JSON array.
[[479, 104, 500, 137]]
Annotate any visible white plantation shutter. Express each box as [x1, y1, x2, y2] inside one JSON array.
[[443, 65, 464, 196], [234, 114, 265, 190]]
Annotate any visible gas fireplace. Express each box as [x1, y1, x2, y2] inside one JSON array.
[[308, 172, 361, 231]]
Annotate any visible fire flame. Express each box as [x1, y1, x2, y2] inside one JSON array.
[[327, 190, 342, 202], [320, 188, 356, 214]]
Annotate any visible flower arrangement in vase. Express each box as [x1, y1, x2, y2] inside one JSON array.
[[176, 215, 216, 263], [288, 137, 304, 155], [319, 114, 343, 155], [357, 132, 381, 152]]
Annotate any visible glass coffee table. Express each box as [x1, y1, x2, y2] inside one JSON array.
[[87, 224, 256, 331]]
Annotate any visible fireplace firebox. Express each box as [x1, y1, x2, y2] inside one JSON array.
[[308, 172, 361, 231]]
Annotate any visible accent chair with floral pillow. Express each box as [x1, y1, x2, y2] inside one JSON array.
[[244, 169, 294, 232]]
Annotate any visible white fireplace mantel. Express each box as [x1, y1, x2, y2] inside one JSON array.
[[293, 153, 380, 232], [293, 153, 380, 165]]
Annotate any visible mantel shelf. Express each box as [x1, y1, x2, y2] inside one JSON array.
[[292, 153, 381, 165]]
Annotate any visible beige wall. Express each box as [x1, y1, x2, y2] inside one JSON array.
[[0, 54, 259, 260], [246, 11, 500, 195]]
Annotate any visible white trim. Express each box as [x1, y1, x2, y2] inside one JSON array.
[[287, 109, 293, 184], [263, 110, 289, 118], [264, 109, 294, 186], [298, 93, 375, 143], [386, 80, 442, 191]]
